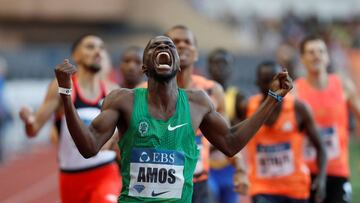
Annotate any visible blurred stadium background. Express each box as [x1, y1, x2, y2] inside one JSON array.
[[0, 0, 360, 202]]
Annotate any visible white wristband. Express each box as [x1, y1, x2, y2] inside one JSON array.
[[58, 87, 72, 96]]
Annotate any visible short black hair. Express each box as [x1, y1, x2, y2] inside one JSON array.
[[299, 34, 323, 54], [256, 60, 279, 76], [208, 48, 231, 62], [70, 34, 98, 54], [166, 25, 189, 33], [165, 25, 198, 47], [121, 46, 143, 58]]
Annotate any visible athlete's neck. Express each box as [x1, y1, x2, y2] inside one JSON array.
[[306, 70, 328, 89], [121, 81, 139, 89], [177, 65, 194, 89], [147, 78, 178, 120], [76, 66, 101, 97]]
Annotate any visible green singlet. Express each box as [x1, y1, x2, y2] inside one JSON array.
[[118, 88, 199, 202]]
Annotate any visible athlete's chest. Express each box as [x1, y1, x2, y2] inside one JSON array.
[[148, 103, 177, 121], [132, 116, 191, 145]]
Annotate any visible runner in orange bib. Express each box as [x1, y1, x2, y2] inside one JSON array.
[[242, 61, 327, 203], [295, 35, 360, 203]]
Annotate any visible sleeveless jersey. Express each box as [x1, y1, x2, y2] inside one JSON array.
[[246, 94, 310, 199], [295, 74, 349, 178], [137, 75, 217, 182], [118, 88, 199, 202], [59, 75, 116, 172]]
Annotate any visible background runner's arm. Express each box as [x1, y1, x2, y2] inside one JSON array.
[[232, 97, 250, 194], [19, 79, 60, 137], [231, 152, 249, 194], [200, 71, 292, 157], [296, 100, 327, 203], [342, 77, 360, 137]]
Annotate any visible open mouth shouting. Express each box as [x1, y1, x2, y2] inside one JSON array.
[[154, 50, 173, 72]]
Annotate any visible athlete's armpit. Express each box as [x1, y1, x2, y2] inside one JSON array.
[[96, 88, 134, 143], [89, 89, 131, 149], [90, 108, 120, 151]]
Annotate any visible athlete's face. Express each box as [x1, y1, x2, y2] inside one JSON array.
[[208, 52, 232, 84], [72, 36, 106, 73], [257, 65, 282, 96], [143, 36, 180, 83], [301, 39, 329, 75], [166, 28, 198, 69], [120, 49, 143, 86]]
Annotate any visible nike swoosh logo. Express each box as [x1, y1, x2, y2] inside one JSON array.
[[168, 123, 188, 131], [151, 190, 170, 197]]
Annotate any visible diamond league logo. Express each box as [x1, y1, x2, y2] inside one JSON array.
[[139, 151, 150, 162]]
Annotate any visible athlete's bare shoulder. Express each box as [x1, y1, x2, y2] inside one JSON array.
[[102, 88, 135, 111], [186, 89, 214, 113]]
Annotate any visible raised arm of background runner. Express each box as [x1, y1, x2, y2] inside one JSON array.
[[196, 70, 293, 157]]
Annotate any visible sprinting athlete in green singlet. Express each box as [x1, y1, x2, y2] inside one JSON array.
[[55, 35, 293, 203]]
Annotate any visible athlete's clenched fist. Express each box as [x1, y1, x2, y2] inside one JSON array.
[[54, 59, 77, 89]]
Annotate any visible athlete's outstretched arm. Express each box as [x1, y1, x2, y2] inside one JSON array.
[[55, 60, 120, 158], [200, 71, 293, 157], [200, 95, 277, 156]]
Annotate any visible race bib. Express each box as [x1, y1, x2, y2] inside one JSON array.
[[256, 143, 295, 178], [128, 148, 185, 199], [303, 126, 340, 160]]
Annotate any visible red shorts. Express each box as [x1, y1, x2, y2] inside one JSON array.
[[60, 162, 121, 203]]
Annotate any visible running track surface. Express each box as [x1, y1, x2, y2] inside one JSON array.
[[0, 144, 251, 203], [0, 144, 59, 203]]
